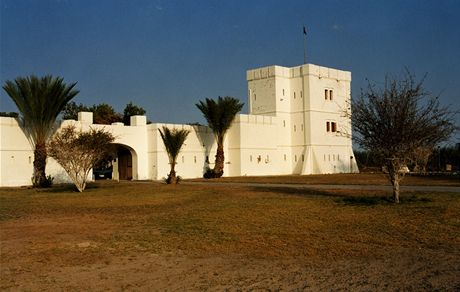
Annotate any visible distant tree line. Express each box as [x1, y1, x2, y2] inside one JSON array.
[[2, 102, 147, 126], [0, 112, 19, 118], [355, 145, 460, 173], [62, 101, 146, 125]]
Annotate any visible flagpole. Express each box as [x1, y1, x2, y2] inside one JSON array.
[[303, 26, 307, 64]]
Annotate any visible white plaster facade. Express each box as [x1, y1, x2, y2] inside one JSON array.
[[0, 63, 358, 187]]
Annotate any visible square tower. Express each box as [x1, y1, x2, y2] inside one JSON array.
[[246, 64, 357, 174]]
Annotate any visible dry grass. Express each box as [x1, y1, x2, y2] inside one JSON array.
[[1, 175, 459, 290]]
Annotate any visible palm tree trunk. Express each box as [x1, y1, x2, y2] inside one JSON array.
[[213, 136, 225, 178], [168, 160, 177, 184], [33, 141, 48, 187]]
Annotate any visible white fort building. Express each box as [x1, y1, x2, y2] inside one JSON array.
[[0, 63, 359, 187]]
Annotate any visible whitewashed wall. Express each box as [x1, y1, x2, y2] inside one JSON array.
[[0, 117, 80, 186], [0, 117, 35, 186], [150, 123, 217, 180]]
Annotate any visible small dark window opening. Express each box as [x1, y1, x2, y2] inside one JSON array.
[[331, 122, 337, 132]]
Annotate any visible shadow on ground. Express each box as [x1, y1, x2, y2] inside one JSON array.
[[249, 185, 433, 206], [38, 182, 101, 194]]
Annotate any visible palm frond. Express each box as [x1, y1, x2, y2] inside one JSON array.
[[195, 96, 244, 139], [158, 126, 190, 164], [3, 75, 79, 145]]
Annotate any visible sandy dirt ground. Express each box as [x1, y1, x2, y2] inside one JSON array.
[[2, 216, 459, 291], [1, 179, 459, 291]]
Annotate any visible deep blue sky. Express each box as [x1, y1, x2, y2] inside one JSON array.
[[1, 0, 459, 138]]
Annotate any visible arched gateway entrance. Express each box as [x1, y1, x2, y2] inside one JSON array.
[[112, 144, 137, 181]]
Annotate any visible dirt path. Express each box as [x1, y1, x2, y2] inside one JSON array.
[[2, 249, 459, 291]]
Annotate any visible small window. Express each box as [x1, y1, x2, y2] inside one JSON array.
[[302, 154, 304, 162], [250, 155, 253, 162], [325, 89, 328, 100], [295, 155, 297, 162], [333, 154, 335, 161], [283, 120, 286, 127], [182, 156, 184, 163], [338, 154, 340, 161], [331, 122, 337, 132], [329, 90, 333, 100], [254, 94, 256, 101], [328, 154, 331, 161], [294, 125, 296, 132], [294, 92, 296, 99], [300, 91, 303, 98], [194, 156, 197, 163], [284, 154, 287, 161], [326, 122, 330, 132], [301, 124, 304, 131], [324, 154, 326, 161], [205, 156, 209, 163], [283, 89, 285, 96]]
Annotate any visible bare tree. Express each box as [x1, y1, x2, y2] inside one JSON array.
[[352, 72, 457, 203], [48, 125, 115, 192]]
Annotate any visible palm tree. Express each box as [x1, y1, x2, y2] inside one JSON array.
[[3, 75, 79, 187], [158, 126, 190, 184], [196, 96, 244, 178]]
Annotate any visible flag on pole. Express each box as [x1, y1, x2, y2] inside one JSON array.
[[303, 26, 307, 64]]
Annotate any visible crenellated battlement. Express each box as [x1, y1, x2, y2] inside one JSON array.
[[247, 64, 351, 81]]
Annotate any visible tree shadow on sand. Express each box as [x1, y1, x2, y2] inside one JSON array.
[[39, 182, 101, 193], [249, 185, 433, 206]]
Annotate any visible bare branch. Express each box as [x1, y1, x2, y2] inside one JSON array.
[[48, 125, 115, 192], [351, 71, 458, 202]]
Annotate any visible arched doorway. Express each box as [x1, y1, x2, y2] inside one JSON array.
[[112, 144, 137, 181]]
